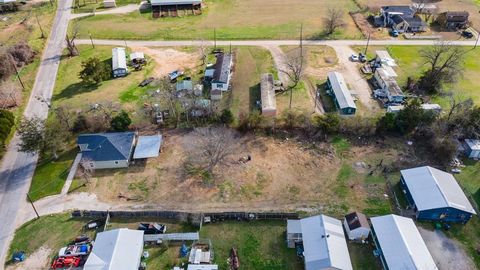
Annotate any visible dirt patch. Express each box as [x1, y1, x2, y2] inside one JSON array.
[[6, 246, 52, 270], [130, 47, 200, 78]]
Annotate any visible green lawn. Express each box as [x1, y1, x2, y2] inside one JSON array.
[[354, 45, 480, 107], [70, 0, 362, 40], [28, 149, 77, 201], [72, 0, 139, 13], [348, 242, 382, 270]]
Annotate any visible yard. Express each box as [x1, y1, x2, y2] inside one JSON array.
[[70, 0, 363, 40], [71, 0, 139, 13], [353, 45, 480, 108]]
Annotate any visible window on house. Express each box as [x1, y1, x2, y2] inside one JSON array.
[[114, 161, 119, 165], [89, 162, 94, 168]]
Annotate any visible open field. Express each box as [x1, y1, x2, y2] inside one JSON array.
[[70, 0, 363, 40], [352, 45, 480, 108]]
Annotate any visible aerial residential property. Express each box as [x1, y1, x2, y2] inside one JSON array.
[[2, 0, 480, 269], [400, 166, 476, 223]]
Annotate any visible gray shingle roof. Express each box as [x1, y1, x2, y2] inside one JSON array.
[[382, 6, 414, 17], [77, 132, 135, 162], [327, 72, 356, 110], [212, 53, 232, 84], [401, 166, 476, 214]]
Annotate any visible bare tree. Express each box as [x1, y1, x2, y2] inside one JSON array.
[[0, 81, 21, 109], [66, 25, 80, 57], [198, 39, 208, 66], [194, 127, 238, 174], [324, 8, 344, 35], [53, 105, 73, 130], [418, 42, 465, 94], [79, 157, 95, 184], [281, 47, 305, 109]]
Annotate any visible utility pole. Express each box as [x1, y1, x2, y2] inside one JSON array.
[[364, 33, 371, 55], [9, 55, 25, 90], [89, 33, 95, 48], [124, 40, 128, 49], [289, 23, 303, 110], [35, 13, 45, 38], [26, 193, 40, 219], [213, 28, 216, 50], [474, 32, 480, 49]]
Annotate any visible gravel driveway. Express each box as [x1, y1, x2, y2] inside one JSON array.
[[418, 226, 476, 270]]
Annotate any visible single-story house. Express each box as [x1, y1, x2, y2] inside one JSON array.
[[387, 103, 441, 114], [286, 215, 353, 270], [463, 139, 480, 159], [343, 212, 370, 241], [380, 6, 415, 27], [83, 228, 144, 270], [77, 132, 135, 169], [374, 50, 397, 67], [130, 52, 145, 64], [150, 0, 202, 6], [112, 47, 127, 78], [373, 68, 404, 103], [260, 73, 276, 117], [400, 166, 476, 223], [326, 72, 356, 115], [103, 0, 116, 8], [133, 134, 162, 159], [437, 11, 469, 30], [392, 15, 427, 33], [370, 214, 438, 270], [187, 265, 218, 270], [210, 53, 233, 100]]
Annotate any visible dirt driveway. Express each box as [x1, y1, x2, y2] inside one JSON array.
[[418, 226, 476, 270], [333, 45, 380, 113]]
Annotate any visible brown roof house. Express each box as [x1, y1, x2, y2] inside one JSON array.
[[343, 212, 371, 241], [437, 11, 469, 30]]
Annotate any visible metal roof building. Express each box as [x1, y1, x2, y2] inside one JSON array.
[[370, 214, 438, 270], [375, 50, 397, 67], [150, 0, 201, 5], [84, 228, 144, 270], [112, 47, 127, 77], [400, 166, 476, 223], [326, 72, 356, 115], [260, 73, 276, 117], [133, 134, 162, 159], [300, 215, 353, 270], [464, 139, 480, 159]]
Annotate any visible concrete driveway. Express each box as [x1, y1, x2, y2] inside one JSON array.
[[418, 226, 476, 270]]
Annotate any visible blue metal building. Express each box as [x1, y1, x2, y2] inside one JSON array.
[[400, 166, 476, 224]]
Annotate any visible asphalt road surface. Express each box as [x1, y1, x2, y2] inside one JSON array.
[[0, 0, 73, 266]]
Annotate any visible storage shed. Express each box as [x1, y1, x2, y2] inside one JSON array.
[[286, 219, 302, 248], [326, 72, 356, 115], [103, 0, 116, 7], [286, 215, 353, 270], [84, 228, 144, 270], [187, 265, 218, 270], [370, 214, 438, 270], [400, 166, 476, 223], [463, 139, 480, 159], [343, 212, 370, 241], [260, 73, 276, 117], [112, 47, 127, 78]]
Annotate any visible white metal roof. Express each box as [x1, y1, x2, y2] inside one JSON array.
[[401, 166, 476, 214], [187, 265, 218, 270], [133, 135, 162, 159], [130, 52, 144, 61], [327, 72, 356, 110], [151, 0, 201, 5], [112, 47, 127, 71], [387, 104, 441, 113], [300, 215, 353, 270], [84, 228, 144, 270], [465, 139, 480, 150], [287, 219, 302, 234], [260, 73, 276, 113], [375, 50, 397, 66], [371, 215, 438, 270]]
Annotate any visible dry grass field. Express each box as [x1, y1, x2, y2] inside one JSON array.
[[72, 0, 363, 40]]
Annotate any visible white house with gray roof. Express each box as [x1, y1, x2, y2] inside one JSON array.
[[112, 47, 127, 78], [287, 215, 353, 270], [371, 214, 438, 270], [210, 53, 233, 100], [400, 166, 476, 223]]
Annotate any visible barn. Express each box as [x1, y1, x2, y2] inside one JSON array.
[[400, 166, 476, 223], [150, 0, 202, 18]]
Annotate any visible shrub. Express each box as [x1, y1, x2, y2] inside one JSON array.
[[219, 109, 234, 125], [79, 57, 111, 85], [0, 52, 14, 81], [110, 111, 131, 131], [8, 42, 35, 67]]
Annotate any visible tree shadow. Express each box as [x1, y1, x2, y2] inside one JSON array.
[[249, 83, 261, 112], [53, 82, 100, 101]]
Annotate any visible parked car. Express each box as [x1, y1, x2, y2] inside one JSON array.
[[358, 52, 367, 63], [84, 219, 104, 230], [51, 256, 81, 269], [349, 54, 359, 62], [391, 29, 399, 37], [138, 222, 167, 234], [58, 243, 92, 257], [168, 70, 184, 82], [462, 31, 473, 39]]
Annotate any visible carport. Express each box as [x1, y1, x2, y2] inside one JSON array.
[[133, 134, 163, 159]]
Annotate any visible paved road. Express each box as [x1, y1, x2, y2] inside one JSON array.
[[76, 38, 478, 47], [70, 3, 140, 19], [0, 0, 73, 266]]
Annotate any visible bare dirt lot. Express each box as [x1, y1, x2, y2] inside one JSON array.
[[6, 246, 51, 270], [71, 129, 416, 215]]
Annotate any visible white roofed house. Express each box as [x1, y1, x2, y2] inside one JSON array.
[[260, 73, 276, 117], [370, 214, 438, 270], [210, 53, 233, 101], [112, 47, 127, 78], [374, 50, 397, 67], [83, 228, 144, 270], [373, 68, 405, 103], [400, 166, 476, 224], [286, 215, 353, 270]]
